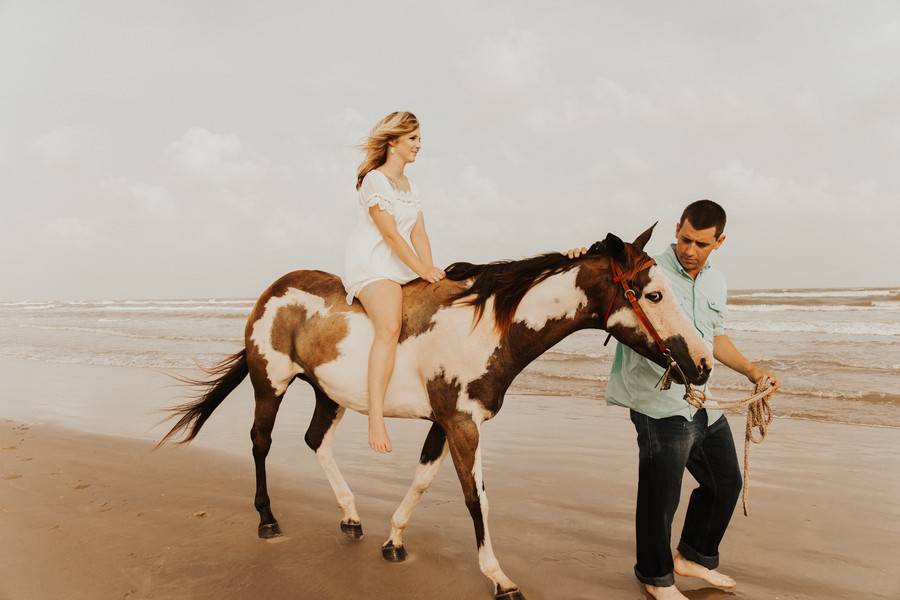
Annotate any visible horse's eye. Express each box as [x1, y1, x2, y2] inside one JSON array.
[[645, 291, 662, 303]]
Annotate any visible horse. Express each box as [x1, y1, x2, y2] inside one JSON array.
[[159, 224, 713, 599]]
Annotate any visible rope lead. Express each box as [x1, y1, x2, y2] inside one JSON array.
[[657, 357, 776, 517]]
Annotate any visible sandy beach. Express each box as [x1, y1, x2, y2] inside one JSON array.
[[6, 0, 900, 597], [1, 357, 898, 600]]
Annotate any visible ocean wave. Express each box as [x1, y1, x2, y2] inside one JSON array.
[[711, 382, 900, 404], [726, 321, 900, 336], [17, 323, 241, 343], [0, 301, 62, 307], [93, 305, 251, 313], [0, 348, 211, 370], [73, 299, 253, 307], [543, 348, 608, 360], [730, 289, 897, 299], [3, 303, 66, 311], [522, 368, 610, 383], [754, 357, 900, 375], [0, 299, 254, 312], [728, 303, 900, 312]]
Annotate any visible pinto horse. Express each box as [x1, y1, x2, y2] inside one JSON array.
[[160, 225, 712, 599]]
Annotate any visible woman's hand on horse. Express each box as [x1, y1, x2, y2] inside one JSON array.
[[565, 246, 588, 259], [421, 266, 445, 284]]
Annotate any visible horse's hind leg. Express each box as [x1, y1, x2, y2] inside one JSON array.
[[305, 386, 362, 538], [382, 422, 449, 562], [251, 387, 285, 539]]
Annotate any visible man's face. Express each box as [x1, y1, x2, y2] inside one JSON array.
[[675, 219, 725, 276]]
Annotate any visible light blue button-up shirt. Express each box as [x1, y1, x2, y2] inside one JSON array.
[[606, 244, 726, 422]]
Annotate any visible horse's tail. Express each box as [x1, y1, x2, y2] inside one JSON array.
[[156, 349, 248, 448]]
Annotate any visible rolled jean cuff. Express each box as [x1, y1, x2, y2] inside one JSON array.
[[634, 565, 674, 587], [677, 540, 719, 569]]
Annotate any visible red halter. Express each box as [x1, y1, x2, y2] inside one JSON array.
[[602, 256, 700, 393], [602, 258, 668, 355]]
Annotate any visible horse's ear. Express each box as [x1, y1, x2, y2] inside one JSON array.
[[603, 233, 627, 264], [632, 222, 657, 251]]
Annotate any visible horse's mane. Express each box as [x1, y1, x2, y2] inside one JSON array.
[[444, 241, 609, 336]]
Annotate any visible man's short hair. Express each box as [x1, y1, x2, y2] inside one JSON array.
[[680, 200, 726, 239]]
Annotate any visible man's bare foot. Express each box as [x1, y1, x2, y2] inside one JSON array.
[[674, 550, 736, 589], [368, 416, 392, 453], [644, 584, 689, 599]]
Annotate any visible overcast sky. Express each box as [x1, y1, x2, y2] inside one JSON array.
[[2, 1, 898, 300]]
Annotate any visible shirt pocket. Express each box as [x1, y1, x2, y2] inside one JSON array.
[[706, 297, 727, 337]]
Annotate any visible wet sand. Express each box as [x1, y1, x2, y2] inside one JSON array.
[[1, 357, 899, 599]]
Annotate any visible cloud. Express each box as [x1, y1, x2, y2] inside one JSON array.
[[710, 161, 779, 209], [100, 177, 176, 218], [333, 107, 370, 142], [457, 29, 545, 90], [457, 164, 507, 211], [526, 93, 589, 134], [709, 160, 833, 218], [41, 217, 99, 248], [167, 128, 270, 182], [29, 127, 97, 165], [709, 160, 891, 219], [591, 78, 663, 121], [129, 182, 175, 218], [525, 78, 774, 139]]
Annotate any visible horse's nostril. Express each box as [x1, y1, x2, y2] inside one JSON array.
[[699, 358, 710, 373]]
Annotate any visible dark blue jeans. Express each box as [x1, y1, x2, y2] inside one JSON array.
[[630, 409, 742, 587]]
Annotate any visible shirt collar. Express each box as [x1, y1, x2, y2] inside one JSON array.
[[662, 244, 711, 278]]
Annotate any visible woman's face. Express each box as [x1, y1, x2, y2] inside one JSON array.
[[390, 128, 421, 164]]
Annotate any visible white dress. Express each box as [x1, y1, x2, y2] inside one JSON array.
[[341, 170, 423, 304]]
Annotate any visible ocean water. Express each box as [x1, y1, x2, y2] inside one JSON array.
[[1, 288, 898, 428]]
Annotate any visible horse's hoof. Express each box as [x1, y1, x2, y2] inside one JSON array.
[[381, 541, 407, 562], [340, 520, 364, 539], [496, 589, 526, 600], [258, 522, 282, 539]]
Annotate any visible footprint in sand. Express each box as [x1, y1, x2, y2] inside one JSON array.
[[3, 474, 22, 480]]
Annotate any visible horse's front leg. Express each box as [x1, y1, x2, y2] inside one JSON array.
[[382, 422, 449, 561], [445, 414, 524, 600]]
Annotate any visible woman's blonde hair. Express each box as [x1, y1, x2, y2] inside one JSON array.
[[356, 111, 420, 189]]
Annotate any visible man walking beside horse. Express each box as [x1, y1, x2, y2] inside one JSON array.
[[570, 200, 780, 599]]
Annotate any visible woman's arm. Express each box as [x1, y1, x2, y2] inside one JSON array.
[[369, 206, 429, 276], [410, 213, 435, 268]]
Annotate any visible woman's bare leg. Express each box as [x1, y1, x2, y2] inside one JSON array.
[[357, 280, 402, 453]]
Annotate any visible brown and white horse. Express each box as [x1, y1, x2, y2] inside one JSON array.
[[160, 225, 712, 599]]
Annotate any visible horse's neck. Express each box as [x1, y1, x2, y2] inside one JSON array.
[[491, 268, 594, 385], [504, 313, 590, 373]]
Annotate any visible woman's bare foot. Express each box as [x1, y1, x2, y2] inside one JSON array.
[[368, 415, 392, 453], [674, 550, 736, 589], [644, 584, 689, 599]]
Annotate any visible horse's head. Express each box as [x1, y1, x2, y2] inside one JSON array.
[[578, 224, 712, 386]]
